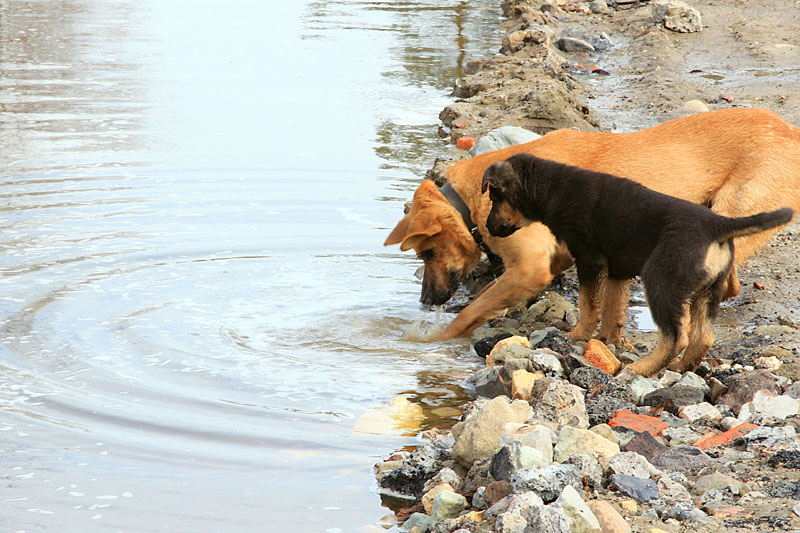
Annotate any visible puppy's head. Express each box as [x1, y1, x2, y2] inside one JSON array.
[[384, 180, 482, 306], [482, 159, 529, 238]]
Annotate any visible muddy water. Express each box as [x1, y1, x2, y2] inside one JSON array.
[[0, 1, 503, 530]]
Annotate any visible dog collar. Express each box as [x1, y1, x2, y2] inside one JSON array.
[[440, 182, 503, 267]]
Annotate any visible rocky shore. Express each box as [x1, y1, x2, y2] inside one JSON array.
[[375, 0, 800, 532]]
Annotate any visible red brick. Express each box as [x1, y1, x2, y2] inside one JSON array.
[[456, 136, 477, 150], [608, 409, 668, 436], [693, 422, 758, 450]]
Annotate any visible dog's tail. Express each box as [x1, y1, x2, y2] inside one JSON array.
[[713, 207, 794, 241]]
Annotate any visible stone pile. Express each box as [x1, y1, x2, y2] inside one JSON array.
[[375, 295, 800, 532]]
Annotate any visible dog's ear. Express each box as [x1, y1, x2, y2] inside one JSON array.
[[385, 212, 443, 251]]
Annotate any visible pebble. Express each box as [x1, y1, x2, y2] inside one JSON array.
[[430, 490, 466, 522], [607, 451, 661, 479], [531, 381, 590, 429], [469, 126, 541, 157], [587, 500, 631, 533], [608, 474, 660, 503], [511, 464, 581, 503], [452, 396, 531, 468], [555, 485, 602, 533], [553, 425, 620, 462]]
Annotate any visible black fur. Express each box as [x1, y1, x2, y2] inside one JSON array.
[[482, 153, 793, 374]]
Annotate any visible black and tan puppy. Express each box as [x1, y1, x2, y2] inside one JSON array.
[[482, 153, 793, 377]]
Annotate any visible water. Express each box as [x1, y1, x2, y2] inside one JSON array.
[[0, 1, 503, 530]]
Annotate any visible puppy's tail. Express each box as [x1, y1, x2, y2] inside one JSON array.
[[713, 207, 794, 241]]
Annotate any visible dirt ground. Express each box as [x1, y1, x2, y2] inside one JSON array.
[[421, 1, 800, 530]]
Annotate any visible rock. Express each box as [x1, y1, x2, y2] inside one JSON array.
[[608, 409, 668, 436], [753, 324, 794, 335], [755, 355, 782, 372], [691, 473, 744, 496], [400, 513, 434, 533], [511, 464, 582, 503], [678, 402, 722, 423], [622, 430, 668, 462], [680, 99, 709, 113], [640, 386, 704, 413], [529, 327, 575, 356], [583, 339, 622, 375], [495, 491, 544, 533], [452, 396, 531, 468], [503, 358, 537, 382], [503, 26, 556, 53], [423, 467, 462, 494], [456, 136, 477, 150], [472, 486, 489, 511], [511, 369, 539, 401], [693, 422, 757, 450], [430, 490, 467, 522], [470, 367, 507, 398], [650, 446, 716, 475], [675, 372, 711, 396], [564, 454, 604, 490], [553, 425, 620, 463], [530, 349, 566, 378], [489, 341, 533, 366], [587, 500, 631, 533], [651, 0, 703, 33], [556, 36, 595, 53], [474, 333, 513, 358], [501, 424, 556, 464], [422, 483, 454, 514], [490, 441, 548, 482], [589, 0, 608, 13], [484, 480, 513, 507], [570, 366, 636, 426], [555, 485, 602, 533], [607, 451, 661, 479], [527, 502, 571, 532], [662, 426, 701, 447], [470, 126, 541, 157], [628, 376, 662, 404], [659, 370, 681, 387], [531, 380, 589, 429], [380, 441, 450, 498], [716, 370, 782, 415], [738, 389, 799, 423], [607, 474, 660, 503]]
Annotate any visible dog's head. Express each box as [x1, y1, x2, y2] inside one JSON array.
[[481, 158, 531, 238], [384, 180, 482, 306]]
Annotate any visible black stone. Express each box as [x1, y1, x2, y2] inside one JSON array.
[[640, 386, 704, 413], [474, 332, 513, 358], [622, 430, 668, 462], [607, 474, 659, 503]]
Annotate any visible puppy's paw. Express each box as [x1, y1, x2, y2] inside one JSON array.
[[624, 357, 661, 378], [566, 329, 591, 342]]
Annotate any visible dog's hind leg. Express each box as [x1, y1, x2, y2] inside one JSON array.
[[669, 272, 727, 372], [626, 302, 691, 377], [597, 278, 630, 346], [567, 262, 606, 342]]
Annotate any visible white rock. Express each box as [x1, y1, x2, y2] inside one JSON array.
[[555, 485, 602, 533], [678, 402, 722, 422], [755, 355, 782, 372], [738, 389, 799, 423]]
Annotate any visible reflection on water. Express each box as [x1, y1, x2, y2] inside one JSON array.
[[0, 0, 501, 531]]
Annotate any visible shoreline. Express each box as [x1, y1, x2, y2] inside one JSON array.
[[376, 1, 800, 532]]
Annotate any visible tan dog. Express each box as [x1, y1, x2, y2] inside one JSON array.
[[385, 108, 800, 343]]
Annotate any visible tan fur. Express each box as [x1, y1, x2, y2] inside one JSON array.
[[385, 108, 800, 341], [703, 242, 733, 279]]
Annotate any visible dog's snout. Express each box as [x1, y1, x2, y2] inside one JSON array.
[[420, 268, 460, 306]]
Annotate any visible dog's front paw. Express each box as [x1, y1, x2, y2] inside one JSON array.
[[566, 329, 591, 342], [624, 358, 661, 378]]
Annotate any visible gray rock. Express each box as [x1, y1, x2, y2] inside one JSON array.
[[380, 441, 450, 498], [641, 386, 704, 413], [662, 426, 701, 447], [423, 467, 462, 494], [608, 474, 659, 503], [650, 446, 716, 475], [606, 451, 660, 479], [503, 357, 533, 381], [528, 327, 575, 356], [500, 425, 556, 464], [525, 503, 571, 533], [621, 430, 668, 462], [511, 464, 581, 503], [531, 381, 589, 429], [495, 491, 544, 533], [564, 454, 604, 490], [470, 126, 541, 157], [651, 0, 703, 33], [692, 473, 744, 496], [657, 474, 692, 502], [401, 513, 434, 532], [675, 372, 711, 396], [472, 486, 488, 511], [530, 349, 565, 378], [589, 0, 608, 13], [470, 366, 507, 399], [490, 441, 548, 482], [716, 370, 782, 415], [628, 376, 662, 404]]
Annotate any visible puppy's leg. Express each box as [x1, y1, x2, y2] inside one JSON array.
[[669, 273, 726, 372], [567, 263, 605, 342], [626, 303, 690, 377], [437, 263, 554, 340], [597, 278, 630, 346]]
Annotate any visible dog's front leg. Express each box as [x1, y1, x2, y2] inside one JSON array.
[[596, 278, 631, 345], [567, 262, 606, 342], [436, 264, 555, 341]]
